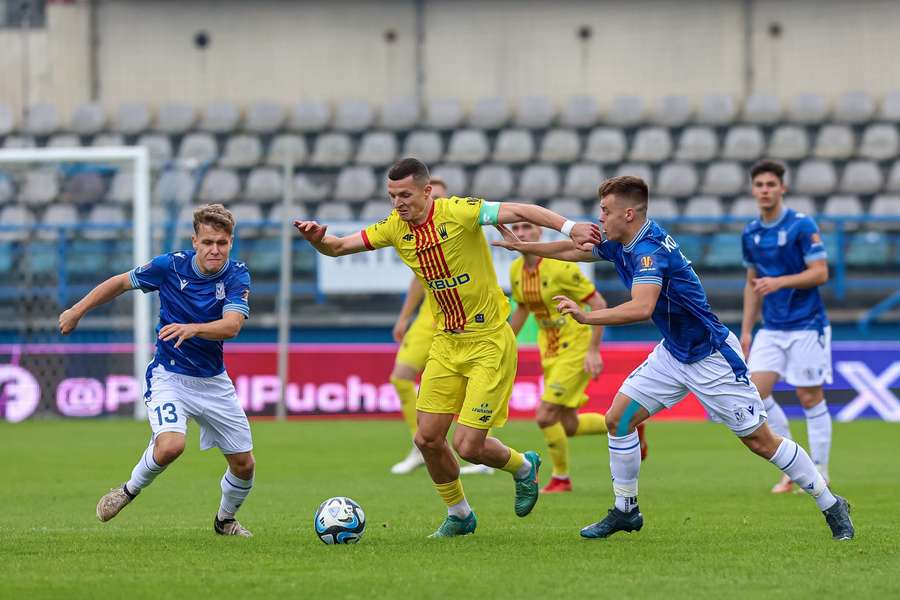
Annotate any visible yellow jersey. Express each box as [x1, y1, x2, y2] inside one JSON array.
[[510, 257, 597, 359], [363, 197, 509, 332]]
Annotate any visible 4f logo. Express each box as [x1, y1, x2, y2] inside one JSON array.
[[402, 233, 414, 242]]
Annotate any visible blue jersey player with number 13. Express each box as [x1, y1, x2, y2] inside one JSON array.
[[58, 204, 256, 537], [493, 176, 854, 541]]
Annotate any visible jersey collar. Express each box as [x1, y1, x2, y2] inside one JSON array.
[[623, 219, 652, 253], [760, 207, 790, 229], [191, 255, 230, 279]]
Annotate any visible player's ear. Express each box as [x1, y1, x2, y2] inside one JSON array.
[[423, 183, 432, 198]]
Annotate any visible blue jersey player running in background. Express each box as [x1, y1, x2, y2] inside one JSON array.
[[740, 160, 833, 494], [59, 204, 256, 537], [493, 176, 853, 541]]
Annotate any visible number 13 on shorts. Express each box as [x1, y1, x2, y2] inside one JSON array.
[[146, 396, 188, 435]]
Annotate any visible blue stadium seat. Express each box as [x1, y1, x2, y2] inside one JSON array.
[[704, 233, 745, 269], [293, 240, 317, 277], [846, 232, 890, 267], [244, 238, 282, 276], [110, 240, 133, 274], [26, 241, 61, 276], [0, 243, 17, 274], [66, 240, 109, 278]]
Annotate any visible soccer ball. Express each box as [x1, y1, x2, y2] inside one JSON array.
[[314, 496, 366, 544]]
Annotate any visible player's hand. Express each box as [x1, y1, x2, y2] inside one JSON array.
[[751, 276, 782, 296], [158, 323, 199, 349], [569, 222, 602, 252], [491, 224, 522, 251], [293, 220, 328, 243], [58, 308, 82, 335], [584, 351, 604, 380], [392, 319, 408, 343], [553, 295, 587, 324], [740, 331, 753, 359]]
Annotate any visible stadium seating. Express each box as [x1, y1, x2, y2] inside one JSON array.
[[652, 95, 692, 127], [402, 130, 443, 164], [656, 163, 698, 197], [514, 96, 556, 129], [859, 124, 899, 160], [562, 163, 603, 198], [704, 233, 745, 268], [846, 231, 890, 266], [70, 103, 107, 136], [356, 132, 398, 167], [539, 129, 580, 163], [266, 134, 308, 166], [334, 166, 377, 202], [156, 102, 197, 134], [472, 164, 514, 199], [722, 126, 764, 161], [0, 104, 15, 136], [198, 168, 240, 203], [606, 95, 645, 127], [25, 102, 61, 136], [379, 97, 419, 131], [445, 129, 490, 164], [584, 128, 626, 163], [518, 164, 559, 199], [310, 133, 353, 167], [334, 99, 374, 133], [676, 127, 717, 162], [220, 135, 263, 168], [113, 102, 152, 135], [425, 98, 464, 130], [813, 125, 855, 159], [788, 93, 829, 124], [629, 127, 672, 163], [138, 134, 174, 168], [697, 94, 738, 126], [244, 168, 283, 203], [493, 129, 535, 164], [560, 95, 600, 129], [288, 100, 331, 132], [468, 97, 510, 129], [768, 126, 809, 160], [702, 162, 744, 196], [245, 100, 286, 134], [200, 101, 241, 133], [742, 92, 782, 125]]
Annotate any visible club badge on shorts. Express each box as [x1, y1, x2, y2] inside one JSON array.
[[216, 281, 225, 300]]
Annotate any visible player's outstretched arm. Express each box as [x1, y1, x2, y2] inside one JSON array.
[[492, 224, 597, 263], [740, 266, 762, 357], [495, 202, 601, 250], [293, 220, 369, 257], [393, 277, 425, 342], [58, 272, 133, 335], [158, 312, 245, 348], [554, 283, 660, 327]]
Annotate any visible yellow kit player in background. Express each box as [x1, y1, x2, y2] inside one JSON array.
[[294, 158, 600, 537]]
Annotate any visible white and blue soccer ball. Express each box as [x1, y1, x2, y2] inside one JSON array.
[[314, 496, 366, 544]]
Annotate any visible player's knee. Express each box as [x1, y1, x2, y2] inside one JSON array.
[[562, 420, 579, 437], [535, 411, 556, 429], [452, 438, 483, 464], [414, 430, 443, 453], [796, 388, 822, 408], [604, 413, 620, 435], [230, 453, 255, 479], [154, 438, 185, 465]]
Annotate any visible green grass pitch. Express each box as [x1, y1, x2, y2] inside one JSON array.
[[3, 419, 899, 599]]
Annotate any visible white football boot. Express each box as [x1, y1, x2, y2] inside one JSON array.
[[390, 445, 425, 474]]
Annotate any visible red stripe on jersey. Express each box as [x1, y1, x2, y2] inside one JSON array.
[[580, 290, 597, 303], [429, 223, 467, 327]]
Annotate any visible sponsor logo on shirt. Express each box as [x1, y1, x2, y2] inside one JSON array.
[[426, 273, 471, 290], [179, 278, 189, 291]]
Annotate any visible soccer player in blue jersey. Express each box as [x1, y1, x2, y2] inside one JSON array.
[[493, 176, 854, 541], [58, 204, 255, 537], [740, 160, 833, 494]]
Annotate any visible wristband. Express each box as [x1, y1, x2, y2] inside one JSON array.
[[560, 219, 576, 237]]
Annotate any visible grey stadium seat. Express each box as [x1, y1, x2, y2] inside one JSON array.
[[219, 135, 263, 168], [84, 205, 126, 240], [823, 195, 864, 229], [652, 95, 692, 127], [107, 171, 134, 204], [425, 98, 464, 131], [310, 133, 353, 167], [887, 161, 900, 193], [514, 96, 556, 129], [563, 163, 603, 199], [675, 127, 718, 162], [245, 100, 286, 134], [722, 126, 764, 161], [266, 202, 310, 231], [292, 173, 331, 201], [813, 125, 855, 159], [547, 198, 585, 218], [334, 99, 374, 133], [288, 100, 331, 132], [468, 97, 510, 129], [0, 103, 15, 136], [198, 168, 240, 203], [48, 134, 80, 148], [360, 199, 393, 222], [113, 102, 151, 135], [729, 196, 759, 230], [784, 195, 817, 217], [859, 124, 899, 161], [0, 205, 35, 242], [334, 166, 377, 202], [768, 126, 809, 161], [615, 163, 654, 189], [356, 132, 398, 167], [25, 102, 60, 136], [61, 171, 107, 205], [21, 169, 59, 205], [228, 203, 265, 237], [2, 135, 35, 149], [741, 92, 782, 125], [787, 93, 828, 125], [518, 165, 560, 200], [315, 202, 353, 222], [471, 164, 514, 199], [702, 161, 744, 196], [539, 129, 580, 163], [493, 129, 534, 164], [402, 130, 443, 164], [606, 95, 645, 127], [154, 169, 196, 204], [656, 163, 699, 197], [584, 128, 626, 164], [697, 93, 738, 126], [156, 102, 197, 134], [137, 134, 173, 169], [648, 197, 679, 221], [445, 129, 489, 164], [38, 204, 78, 240], [629, 127, 673, 163], [244, 167, 283, 203], [560, 95, 600, 129], [793, 160, 838, 196], [683, 196, 724, 233], [266, 134, 308, 167], [834, 91, 875, 124], [178, 133, 218, 165], [869, 195, 900, 230], [0, 174, 13, 204], [70, 102, 106, 136], [200, 101, 241, 133], [91, 133, 125, 148], [840, 161, 883, 195], [431, 164, 468, 196], [379, 97, 420, 131], [877, 90, 900, 122]]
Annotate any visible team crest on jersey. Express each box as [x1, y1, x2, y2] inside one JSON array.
[[215, 282, 225, 300], [778, 230, 787, 246], [754, 234, 761, 245], [465, 197, 479, 205]]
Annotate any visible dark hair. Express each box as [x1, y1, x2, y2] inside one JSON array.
[[750, 159, 786, 183], [598, 175, 649, 213], [388, 157, 430, 186]]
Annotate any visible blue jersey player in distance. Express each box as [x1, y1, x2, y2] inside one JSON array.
[[493, 176, 853, 541], [58, 204, 256, 537]]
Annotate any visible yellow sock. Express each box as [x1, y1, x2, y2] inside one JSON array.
[[541, 422, 569, 478], [500, 449, 525, 475], [575, 412, 607, 436], [434, 479, 465, 507], [391, 376, 418, 437]]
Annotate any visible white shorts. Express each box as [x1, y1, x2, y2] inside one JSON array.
[[748, 326, 833, 387], [620, 333, 766, 437], [144, 364, 253, 454]]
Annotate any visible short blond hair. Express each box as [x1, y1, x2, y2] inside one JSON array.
[[193, 204, 235, 235]]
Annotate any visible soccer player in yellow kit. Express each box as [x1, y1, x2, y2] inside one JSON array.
[[294, 157, 600, 537]]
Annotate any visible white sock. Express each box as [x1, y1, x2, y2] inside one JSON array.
[[514, 458, 532, 480], [763, 396, 792, 440], [608, 431, 641, 513], [803, 401, 832, 479], [126, 441, 166, 495], [218, 469, 254, 520], [448, 497, 472, 519], [769, 438, 836, 511]]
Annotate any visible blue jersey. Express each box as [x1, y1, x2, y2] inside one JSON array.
[[592, 220, 731, 364], [741, 208, 828, 332], [129, 251, 250, 378]]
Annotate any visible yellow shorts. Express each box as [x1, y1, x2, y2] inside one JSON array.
[[417, 324, 517, 430], [541, 346, 590, 408], [395, 311, 435, 372]]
